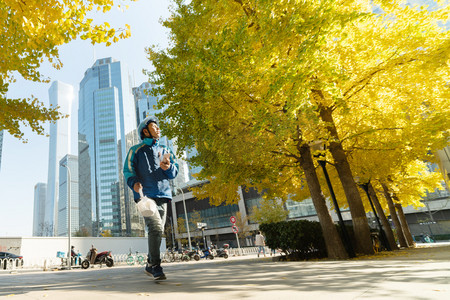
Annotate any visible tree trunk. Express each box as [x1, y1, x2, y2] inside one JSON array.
[[298, 143, 349, 259], [394, 202, 415, 248], [368, 183, 398, 250], [381, 183, 409, 248], [317, 101, 373, 255]]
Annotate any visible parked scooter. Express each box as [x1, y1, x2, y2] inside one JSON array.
[[422, 234, 435, 243], [184, 250, 200, 261], [194, 247, 214, 261], [214, 243, 229, 259], [81, 245, 114, 269], [215, 248, 229, 259]]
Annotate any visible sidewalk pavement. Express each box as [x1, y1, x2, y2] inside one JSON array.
[[1, 243, 449, 300]]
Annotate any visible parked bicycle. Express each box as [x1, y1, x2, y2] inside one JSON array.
[[163, 248, 190, 263], [126, 249, 146, 266], [163, 248, 179, 263]]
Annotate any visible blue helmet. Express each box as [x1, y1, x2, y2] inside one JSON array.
[[138, 116, 158, 140]]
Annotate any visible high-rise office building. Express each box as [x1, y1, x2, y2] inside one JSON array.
[[57, 154, 79, 236], [184, 147, 203, 182], [132, 82, 161, 125], [45, 81, 74, 236], [78, 132, 92, 235], [78, 57, 139, 236], [33, 183, 47, 236]]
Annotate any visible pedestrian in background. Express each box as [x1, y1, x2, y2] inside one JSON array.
[[270, 248, 276, 256], [124, 116, 178, 280], [70, 246, 80, 265], [255, 231, 266, 258]]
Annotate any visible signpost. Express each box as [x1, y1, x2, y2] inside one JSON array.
[[197, 222, 208, 249], [230, 216, 242, 256], [197, 222, 207, 229]]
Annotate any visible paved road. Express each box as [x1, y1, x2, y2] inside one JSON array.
[[1, 244, 449, 300]]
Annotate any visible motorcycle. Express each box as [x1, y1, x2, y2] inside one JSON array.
[[81, 245, 114, 269], [215, 248, 229, 259]]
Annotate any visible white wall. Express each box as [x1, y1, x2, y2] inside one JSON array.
[[0, 237, 165, 266]]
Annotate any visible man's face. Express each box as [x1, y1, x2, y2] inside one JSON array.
[[143, 122, 160, 139]]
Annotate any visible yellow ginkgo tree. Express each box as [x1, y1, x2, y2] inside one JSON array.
[[0, 0, 135, 141], [148, 0, 356, 258], [147, 0, 449, 256]]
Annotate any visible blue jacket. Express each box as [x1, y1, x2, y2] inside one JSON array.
[[123, 138, 178, 202]]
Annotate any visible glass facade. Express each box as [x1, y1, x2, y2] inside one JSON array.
[[175, 197, 240, 229], [33, 183, 47, 236], [78, 58, 139, 236], [184, 148, 203, 182], [241, 187, 318, 219], [78, 133, 92, 234], [242, 187, 263, 216], [171, 182, 353, 248], [132, 82, 160, 125], [45, 81, 74, 236], [285, 198, 317, 219], [94, 88, 121, 233], [57, 155, 79, 236], [174, 185, 321, 234]]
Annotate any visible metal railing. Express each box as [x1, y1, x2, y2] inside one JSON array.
[[0, 247, 274, 271], [228, 246, 271, 256], [0, 258, 24, 271]]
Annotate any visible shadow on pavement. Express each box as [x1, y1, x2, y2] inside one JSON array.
[[1, 245, 449, 299]]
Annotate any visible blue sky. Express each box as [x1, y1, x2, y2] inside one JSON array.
[[0, 0, 172, 236]]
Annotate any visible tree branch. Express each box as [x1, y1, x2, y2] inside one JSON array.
[[349, 147, 400, 151], [341, 127, 403, 143], [344, 57, 417, 101], [220, 95, 239, 114]]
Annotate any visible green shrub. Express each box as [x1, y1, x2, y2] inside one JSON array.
[[433, 234, 450, 241], [260, 220, 327, 260]]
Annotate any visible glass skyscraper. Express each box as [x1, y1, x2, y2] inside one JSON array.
[[57, 154, 79, 236], [78, 57, 139, 236], [132, 82, 161, 125], [33, 183, 47, 236], [45, 81, 74, 236]]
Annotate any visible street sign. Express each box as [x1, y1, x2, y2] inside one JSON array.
[[230, 216, 236, 224], [197, 222, 207, 229], [231, 225, 239, 234]]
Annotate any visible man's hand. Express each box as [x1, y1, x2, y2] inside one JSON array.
[[160, 158, 170, 171], [160, 153, 171, 170], [133, 182, 143, 193]]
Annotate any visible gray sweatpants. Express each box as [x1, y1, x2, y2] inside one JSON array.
[[144, 198, 168, 266]]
